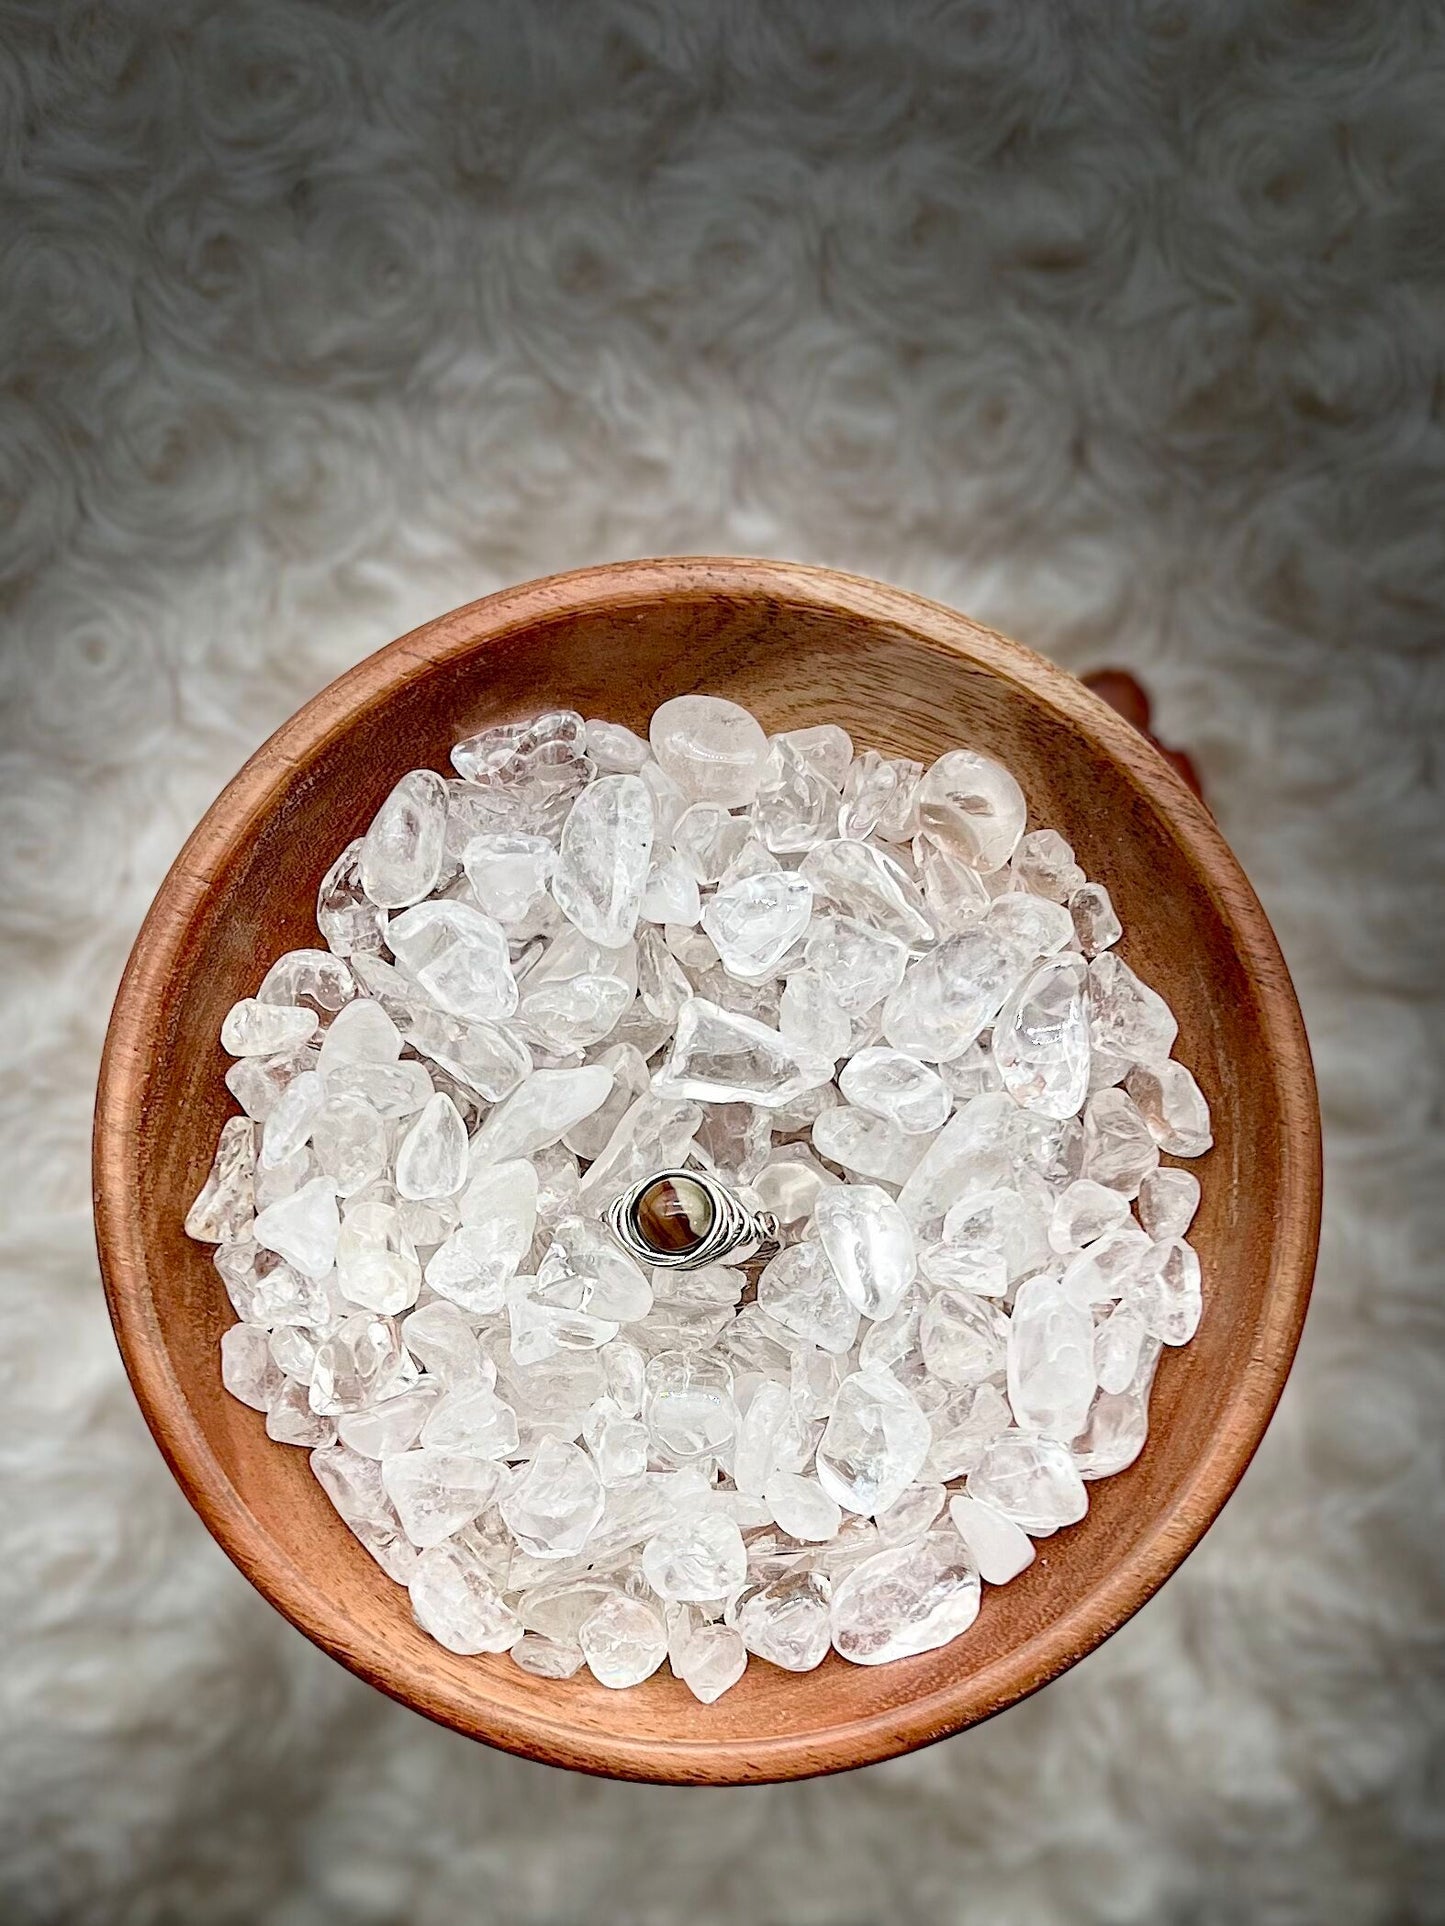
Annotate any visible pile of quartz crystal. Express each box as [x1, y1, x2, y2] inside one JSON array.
[[187, 697, 1212, 1695]]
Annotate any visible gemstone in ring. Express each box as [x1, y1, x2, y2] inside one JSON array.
[[604, 1168, 779, 1271]]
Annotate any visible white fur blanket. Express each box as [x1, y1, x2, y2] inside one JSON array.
[[2, 3, 1440, 1921]]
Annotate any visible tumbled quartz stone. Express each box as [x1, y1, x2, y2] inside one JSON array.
[[814, 1185, 917, 1321], [409, 1537, 521, 1654], [450, 711, 592, 836], [753, 1154, 839, 1230], [511, 1633, 586, 1679], [315, 996, 402, 1071], [185, 1116, 257, 1243], [811, 1105, 928, 1186], [265, 1377, 336, 1448], [642, 1352, 735, 1464], [702, 871, 813, 981], [804, 915, 909, 1017], [221, 999, 318, 1058], [966, 1434, 1088, 1534], [941, 1185, 1050, 1286], [1138, 1165, 1201, 1241], [640, 851, 702, 926], [305, 1092, 386, 1197], [992, 956, 1091, 1120], [220, 1323, 283, 1411], [462, 832, 554, 926], [733, 1571, 832, 1672], [1125, 1060, 1213, 1158], [916, 837, 993, 932], [817, 1369, 931, 1517], [317, 839, 387, 957], [575, 1090, 703, 1212], [359, 769, 449, 909], [1081, 1086, 1161, 1197], [310, 1312, 411, 1418], [1049, 1178, 1131, 1253], [1006, 1276, 1098, 1439], [500, 1438, 604, 1558], [839, 1048, 951, 1136], [394, 1093, 468, 1201], [389, 900, 518, 1025], [1094, 1302, 1148, 1395], [469, 1064, 614, 1164], [764, 1470, 842, 1543], [579, 1593, 668, 1687], [1060, 1223, 1151, 1305], [538, 1217, 653, 1322], [258, 1069, 325, 1169], [550, 773, 655, 948], [653, 997, 832, 1110], [882, 929, 1021, 1062], [650, 694, 769, 807], [1128, 1236, 1203, 1345], [1012, 829, 1085, 902], [1069, 881, 1122, 956], [752, 735, 839, 852], [584, 717, 651, 773], [634, 925, 693, 1024], [336, 1200, 421, 1313], [947, 1494, 1036, 1585], [830, 1537, 981, 1665], [258, 949, 355, 1015], [225, 1047, 318, 1123], [920, 1289, 1009, 1387], [642, 1512, 747, 1602], [800, 840, 934, 951], [667, 1606, 748, 1703], [582, 1401, 650, 1486], [403, 1004, 531, 1104], [421, 1384, 519, 1459], [311, 1443, 419, 1583], [253, 1176, 339, 1278], [915, 749, 1026, 873], [757, 1240, 860, 1355], [838, 750, 920, 843], [401, 1301, 483, 1387], [1088, 952, 1179, 1062], [1072, 1338, 1161, 1479], [382, 1448, 503, 1549]]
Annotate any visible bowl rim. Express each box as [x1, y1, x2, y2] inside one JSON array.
[[93, 556, 1322, 1784]]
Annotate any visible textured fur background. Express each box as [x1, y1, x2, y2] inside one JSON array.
[[2, 2, 1442, 1921]]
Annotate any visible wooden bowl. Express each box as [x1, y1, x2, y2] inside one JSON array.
[[93, 558, 1321, 1785]]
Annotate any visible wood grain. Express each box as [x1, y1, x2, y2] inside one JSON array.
[[92, 558, 1321, 1785]]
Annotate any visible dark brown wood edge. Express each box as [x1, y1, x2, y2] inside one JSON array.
[[93, 556, 1322, 1784]]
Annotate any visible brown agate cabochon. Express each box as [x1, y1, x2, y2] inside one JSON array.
[[632, 1175, 715, 1256]]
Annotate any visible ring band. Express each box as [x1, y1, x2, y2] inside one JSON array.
[[605, 1168, 779, 1271]]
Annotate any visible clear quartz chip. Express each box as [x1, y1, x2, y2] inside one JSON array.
[[579, 1594, 668, 1687], [221, 999, 318, 1058], [947, 1494, 1036, 1585], [383, 1448, 503, 1549], [1012, 829, 1085, 901], [1127, 1236, 1203, 1345], [1081, 1087, 1160, 1197], [462, 832, 554, 926], [258, 949, 356, 1013], [816, 1370, 931, 1517], [1069, 882, 1122, 956], [757, 1240, 860, 1355], [652, 997, 833, 1109], [829, 1537, 981, 1665], [915, 749, 1027, 873], [804, 915, 909, 1015], [310, 1444, 419, 1583], [359, 769, 449, 909], [644, 1350, 737, 1462], [315, 997, 402, 1072], [309, 1092, 388, 1196], [811, 1105, 930, 1185], [1137, 1166, 1201, 1241], [733, 1571, 832, 1671], [317, 839, 387, 956], [649, 694, 769, 807], [1087, 952, 1179, 1062], [800, 840, 934, 950], [469, 1065, 615, 1165], [814, 1185, 917, 1321], [259, 1069, 326, 1169], [253, 1176, 340, 1278], [310, 1313, 410, 1417], [551, 773, 655, 947], [667, 1606, 748, 1703], [220, 1323, 283, 1411], [394, 1093, 468, 1200], [702, 871, 813, 981], [1049, 1178, 1131, 1253], [336, 1200, 421, 1313], [764, 1470, 842, 1543], [642, 1512, 747, 1601], [1006, 1275, 1097, 1439], [389, 901, 518, 1025], [408, 1538, 521, 1654], [839, 1048, 951, 1135], [185, 1116, 257, 1243], [882, 929, 1021, 1062], [920, 1289, 1009, 1387], [499, 1439, 604, 1558], [992, 956, 1091, 1119], [1125, 1060, 1213, 1157], [966, 1434, 1088, 1534]]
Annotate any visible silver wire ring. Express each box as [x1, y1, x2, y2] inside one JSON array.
[[604, 1168, 779, 1271]]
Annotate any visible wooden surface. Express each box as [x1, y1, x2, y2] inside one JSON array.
[[92, 558, 1322, 1785]]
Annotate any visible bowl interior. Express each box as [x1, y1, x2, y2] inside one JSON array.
[[96, 561, 1319, 1783]]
